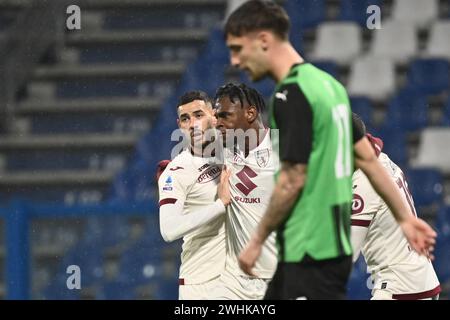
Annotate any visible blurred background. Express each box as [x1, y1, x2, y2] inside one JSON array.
[[0, 0, 448, 299]]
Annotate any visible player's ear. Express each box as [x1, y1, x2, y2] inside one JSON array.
[[257, 31, 271, 51], [246, 105, 258, 123]]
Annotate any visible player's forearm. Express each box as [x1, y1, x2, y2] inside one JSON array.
[[357, 157, 411, 224], [159, 199, 226, 242], [254, 166, 305, 244]]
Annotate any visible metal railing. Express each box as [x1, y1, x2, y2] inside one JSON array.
[[0, 0, 66, 131], [0, 199, 158, 299]]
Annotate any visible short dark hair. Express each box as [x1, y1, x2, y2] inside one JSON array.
[[224, 0, 290, 40], [214, 82, 266, 113], [177, 90, 212, 109], [352, 112, 367, 136]]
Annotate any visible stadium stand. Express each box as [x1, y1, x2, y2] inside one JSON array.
[[425, 21, 450, 60], [391, 0, 439, 29], [370, 20, 417, 64], [311, 22, 362, 65], [413, 128, 450, 174], [347, 56, 396, 101], [0, 0, 449, 300], [338, 0, 381, 27]]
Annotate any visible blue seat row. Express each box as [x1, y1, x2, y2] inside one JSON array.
[[56, 79, 176, 100], [79, 43, 200, 65], [103, 7, 224, 30]]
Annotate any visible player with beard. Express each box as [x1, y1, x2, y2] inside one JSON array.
[[158, 90, 231, 299]]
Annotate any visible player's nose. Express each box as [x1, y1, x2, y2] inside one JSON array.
[[189, 117, 197, 128], [230, 54, 240, 68], [190, 119, 203, 133]]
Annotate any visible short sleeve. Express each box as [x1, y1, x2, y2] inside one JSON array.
[[272, 83, 313, 164], [158, 162, 189, 206]]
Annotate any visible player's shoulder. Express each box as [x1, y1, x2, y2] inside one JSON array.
[[274, 82, 301, 102], [379, 152, 392, 166], [256, 128, 273, 150], [352, 168, 376, 195], [379, 152, 401, 177], [158, 151, 195, 183], [239, 129, 275, 170], [170, 150, 197, 168]]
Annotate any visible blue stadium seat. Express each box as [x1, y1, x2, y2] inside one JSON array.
[[59, 242, 105, 286], [109, 161, 156, 201], [6, 150, 103, 171], [110, 26, 235, 202], [26, 113, 151, 135], [312, 61, 339, 79], [182, 61, 227, 97], [406, 168, 443, 209], [289, 27, 304, 55], [109, 159, 155, 202], [434, 218, 450, 283], [56, 79, 176, 100], [97, 280, 137, 300], [434, 240, 450, 283], [98, 278, 177, 300], [235, 72, 275, 100], [201, 26, 230, 66], [441, 97, 450, 126], [56, 80, 138, 99], [0, 187, 107, 204], [349, 96, 373, 128], [83, 216, 131, 249], [339, 0, 381, 26], [42, 242, 104, 299], [115, 232, 164, 286], [382, 90, 428, 133], [43, 275, 81, 300], [347, 256, 371, 300], [109, 94, 179, 201], [79, 43, 199, 64], [110, 87, 177, 201], [103, 7, 223, 30], [284, 0, 325, 30], [435, 205, 450, 230], [282, 1, 305, 54], [405, 59, 450, 96], [377, 128, 408, 167], [155, 279, 179, 300]]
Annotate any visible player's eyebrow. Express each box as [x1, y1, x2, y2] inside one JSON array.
[[179, 109, 204, 119], [179, 112, 189, 119], [228, 44, 242, 52], [192, 110, 205, 116], [216, 110, 232, 118]]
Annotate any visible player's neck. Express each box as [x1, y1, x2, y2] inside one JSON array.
[[270, 42, 304, 83], [189, 146, 215, 158], [244, 123, 267, 157]]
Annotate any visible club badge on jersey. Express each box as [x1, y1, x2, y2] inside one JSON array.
[[255, 148, 270, 168]]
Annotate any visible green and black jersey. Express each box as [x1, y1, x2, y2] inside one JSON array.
[[270, 63, 364, 262]]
